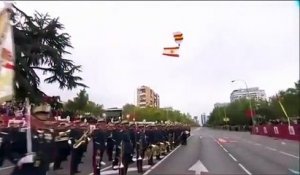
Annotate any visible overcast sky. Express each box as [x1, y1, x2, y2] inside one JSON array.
[[9, 1, 300, 116]]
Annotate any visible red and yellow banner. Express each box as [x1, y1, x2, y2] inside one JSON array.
[[0, 3, 15, 103]]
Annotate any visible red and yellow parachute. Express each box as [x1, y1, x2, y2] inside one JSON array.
[[173, 31, 184, 47], [162, 31, 184, 57]]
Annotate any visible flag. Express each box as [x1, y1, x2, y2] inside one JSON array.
[[245, 109, 256, 118], [173, 31, 184, 46], [0, 3, 15, 103], [162, 46, 180, 57]]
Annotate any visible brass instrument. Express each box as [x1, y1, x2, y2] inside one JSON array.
[[73, 129, 90, 149], [55, 129, 71, 141]]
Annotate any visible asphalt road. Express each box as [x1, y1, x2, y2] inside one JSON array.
[[145, 127, 300, 175], [1, 127, 299, 175]]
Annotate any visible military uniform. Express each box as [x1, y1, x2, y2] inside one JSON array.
[[92, 127, 107, 175], [53, 127, 71, 170], [69, 127, 83, 175], [10, 129, 49, 175]]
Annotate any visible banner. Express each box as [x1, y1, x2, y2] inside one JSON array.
[[162, 46, 180, 57], [0, 3, 15, 103]]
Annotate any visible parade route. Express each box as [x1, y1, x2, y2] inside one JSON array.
[[145, 127, 300, 175], [1, 127, 299, 175]]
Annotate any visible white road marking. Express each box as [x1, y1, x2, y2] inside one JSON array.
[[281, 141, 286, 145], [238, 163, 252, 175], [228, 153, 237, 162], [265, 146, 277, 151], [0, 165, 15, 171], [93, 165, 151, 175], [143, 136, 192, 175], [279, 151, 300, 159], [289, 169, 300, 174], [188, 160, 208, 174], [223, 148, 228, 153]]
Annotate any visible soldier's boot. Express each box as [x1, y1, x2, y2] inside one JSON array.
[[148, 156, 154, 165], [137, 157, 143, 173], [107, 150, 113, 161], [166, 146, 170, 153]]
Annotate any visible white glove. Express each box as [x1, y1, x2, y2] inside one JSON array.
[[49, 162, 54, 169], [17, 154, 34, 167]]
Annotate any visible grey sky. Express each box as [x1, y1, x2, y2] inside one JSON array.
[[11, 1, 299, 116]]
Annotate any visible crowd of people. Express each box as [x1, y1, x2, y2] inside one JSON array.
[[0, 101, 191, 175]]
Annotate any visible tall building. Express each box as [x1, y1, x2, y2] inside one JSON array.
[[230, 87, 266, 102], [214, 102, 229, 108], [200, 113, 207, 126], [137, 85, 160, 108]]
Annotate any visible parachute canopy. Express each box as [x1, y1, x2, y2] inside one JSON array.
[[173, 31, 183, 46]]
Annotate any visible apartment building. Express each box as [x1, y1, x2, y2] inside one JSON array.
[[230, 87, 266, 102], [137, 85, 160, 108]]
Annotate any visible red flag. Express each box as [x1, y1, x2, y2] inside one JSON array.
[[245, 109, 256, 118]]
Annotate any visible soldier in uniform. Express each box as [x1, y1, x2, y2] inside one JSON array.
[[106, 124, 115, 161], [92, 121, 107, 175], [119, 121, 134, 175], [112, 122, 122, 169], [10, 128, 49, 175], [53, 123, 71, 170], [69, 122, 83, 175]]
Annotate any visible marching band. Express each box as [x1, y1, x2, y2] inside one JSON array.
[[0, 102, 191, 175]]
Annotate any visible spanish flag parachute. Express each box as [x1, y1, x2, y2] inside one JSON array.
[[162, 31, 184, 57], [173, 31, 183, 47]]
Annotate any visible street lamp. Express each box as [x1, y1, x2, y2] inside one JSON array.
[[231, 79, 255, 125]]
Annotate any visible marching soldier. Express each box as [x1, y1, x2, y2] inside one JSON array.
[[92, 121, 107, 175], [112, 122, 122, 169], [10, 128, 49, 175], [69, 122, 83, 175], [106, 123, 115, 162], [119, 121, 134, 175], [53, 123, 71, 170]]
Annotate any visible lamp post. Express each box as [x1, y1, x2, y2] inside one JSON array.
[[231, 79, 255, 125]]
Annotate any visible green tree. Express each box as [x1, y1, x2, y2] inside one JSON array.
[[122, 104, 136, 116], [64, 89, 88, 114], [11, 5, 87, 103], [64, 89, 103, 117]]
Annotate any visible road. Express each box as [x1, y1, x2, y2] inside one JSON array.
[[1, 127, 299, 175], [145, 127, 300, 175]]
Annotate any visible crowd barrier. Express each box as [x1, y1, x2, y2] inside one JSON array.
[[252, 124, 300, 141]]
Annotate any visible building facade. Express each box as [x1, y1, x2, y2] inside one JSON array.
[[230, 87, 266, 102], [214, 102, 229, 108], [137, 85, 160, 108]]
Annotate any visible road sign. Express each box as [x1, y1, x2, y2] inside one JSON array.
[[188, 160, 208, 174]]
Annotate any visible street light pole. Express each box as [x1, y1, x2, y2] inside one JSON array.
[[231, 79, 255, 125]]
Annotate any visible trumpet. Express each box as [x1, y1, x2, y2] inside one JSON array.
[[73, 129, 90, 149]]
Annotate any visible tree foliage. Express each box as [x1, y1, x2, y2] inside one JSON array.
[[64, 89, 103, 117], [122, 104, 198, 125], [207, 80, 300, 126], [10, 5, 87, 103]]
